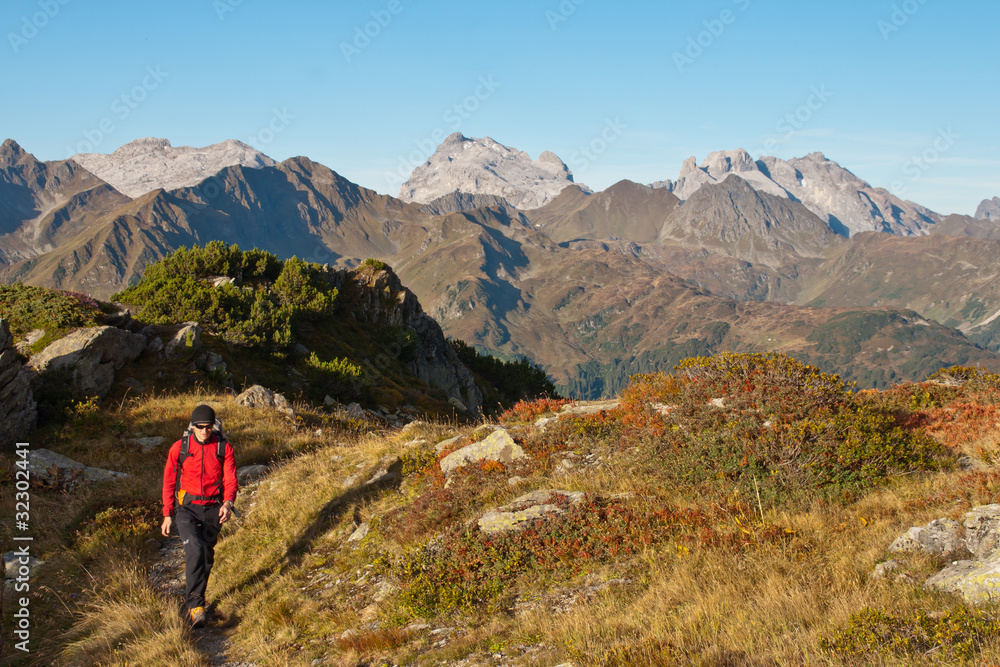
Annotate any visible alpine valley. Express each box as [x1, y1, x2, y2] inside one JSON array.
[[3, 135, 1000, 397]]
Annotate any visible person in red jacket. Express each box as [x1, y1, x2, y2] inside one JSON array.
[[160, 404, 238, 628]]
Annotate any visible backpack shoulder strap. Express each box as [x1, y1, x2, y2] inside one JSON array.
[[216, 436, 226, 464]]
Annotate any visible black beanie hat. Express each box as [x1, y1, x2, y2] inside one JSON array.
[[190, 404, 216, 425]]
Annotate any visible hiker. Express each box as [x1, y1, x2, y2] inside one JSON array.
[[160, 404, 238, 628]]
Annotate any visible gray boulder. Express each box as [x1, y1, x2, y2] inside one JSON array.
[[889, 504, 1000, 603], [28, 325, 147, 399], [0, 319, 37, 448], [439, 428, 527, 475], [235, 384, 294, 417], [164, 322, 201, 357], [28, 448, 128, 489], [962, 504, 1000, 559], [237, 464, 269, 485], [889, 518, 968, 560]]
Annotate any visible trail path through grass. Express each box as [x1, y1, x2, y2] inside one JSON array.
[[151, 536, 258, 667]]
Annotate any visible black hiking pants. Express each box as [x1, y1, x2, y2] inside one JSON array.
[[175, 503, 222, 610]]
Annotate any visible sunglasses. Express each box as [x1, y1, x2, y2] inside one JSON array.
[[192, 423, 213, 430]]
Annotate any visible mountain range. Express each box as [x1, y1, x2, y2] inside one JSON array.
[[2, 135, 1000, 397]]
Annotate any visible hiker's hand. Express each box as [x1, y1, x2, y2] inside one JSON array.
[[219, 502, 233, 524], [161, 516, 172, 537]]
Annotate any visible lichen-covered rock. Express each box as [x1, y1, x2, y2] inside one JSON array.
[[0, 319, 37, 448], [439, 428, 526, 475], [963, 504, 1000, 559], [235, 384, 294, 417], [926, 553, 1000, 604], [28, 325, 147, 399], [889, 518, 968, 560], [478, 489, 586, 534]]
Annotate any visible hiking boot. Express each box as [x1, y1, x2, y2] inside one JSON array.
[[190, 606, 206, 628]]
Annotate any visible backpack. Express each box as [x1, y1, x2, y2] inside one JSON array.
[[174, 417, 228, 507]]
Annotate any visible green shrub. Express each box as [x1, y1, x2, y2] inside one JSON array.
[[451, 339, 557, 406], [820, 606, 1000, 660], [362, 258, 388, 271], [113, 242, 336, 348], [614, 352, 946, 504], [0, 283, 104, 348]]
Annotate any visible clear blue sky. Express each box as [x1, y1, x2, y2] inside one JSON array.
[[2, 0, 996, 215]]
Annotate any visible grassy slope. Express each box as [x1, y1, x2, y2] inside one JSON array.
[[9, 361, 1000, 665]]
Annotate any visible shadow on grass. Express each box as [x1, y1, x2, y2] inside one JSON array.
[[216, 458, 403, 600]]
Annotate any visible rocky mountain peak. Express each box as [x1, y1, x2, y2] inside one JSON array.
[[0, 138, 27, 167], [398, 135, 585, 210], [976, 197, 1000, 221], [71, 137, 277, 198], [654, 149, 939, 237]]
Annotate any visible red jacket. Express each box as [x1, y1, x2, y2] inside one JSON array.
[[162, 434, 238, 517]]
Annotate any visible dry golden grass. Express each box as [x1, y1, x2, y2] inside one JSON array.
[[14, 380, 1000, 666]]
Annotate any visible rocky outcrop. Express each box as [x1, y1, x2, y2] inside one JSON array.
[[72, 137, 276, 198], [329, 264, 484, 415], [0, 319, 37, 449], [418, 191, 516, 216], [235, 385, 294, 417], [28, 326, 147, 399], [976, 197, 1000, 221], [439, 428, 527, 475], [887, 504, 1000, 603], [399, 133, 585, 210]]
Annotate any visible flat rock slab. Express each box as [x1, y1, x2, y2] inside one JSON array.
[[237, 465, 269, 485], [439, 428, 526, 475], [926, 552, 1000, 604], [558, 400, 619, 416], [29, 448, 128, 486], [133, 436, 166, 451], [478, 489, 587, 534]]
